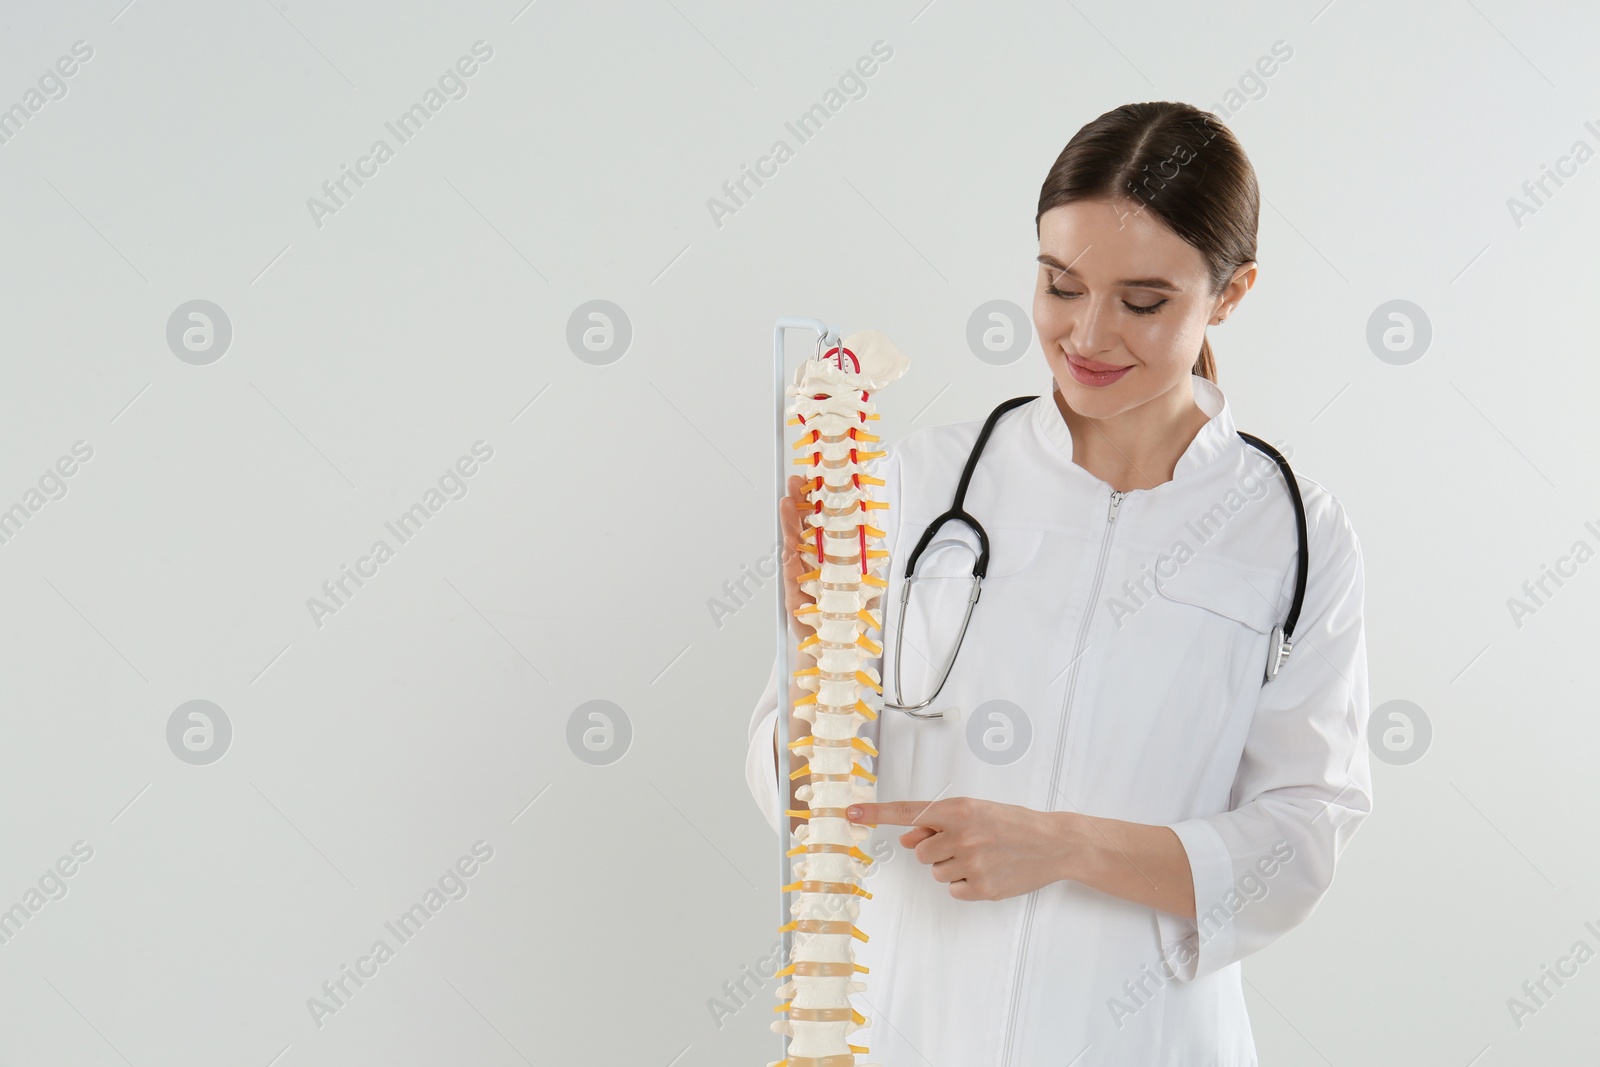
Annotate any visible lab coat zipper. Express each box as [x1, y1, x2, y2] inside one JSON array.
[[999, 487, 1124, 1067]]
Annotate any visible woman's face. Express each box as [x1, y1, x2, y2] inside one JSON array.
[[1033, 198, 1247, 419]]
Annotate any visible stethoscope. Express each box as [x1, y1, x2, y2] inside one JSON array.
[[884, 395, 1309, 719]]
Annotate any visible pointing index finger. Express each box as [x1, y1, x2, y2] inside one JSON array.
[[848, 800, 946, 828]]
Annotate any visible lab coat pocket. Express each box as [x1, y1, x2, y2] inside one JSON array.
[[1151, 551, 1284, 695], [1152, 553, 1280, 634], [888, 524, 1045, 707]]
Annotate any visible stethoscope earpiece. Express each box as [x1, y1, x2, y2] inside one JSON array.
[[1265, 624, 1294, 683]]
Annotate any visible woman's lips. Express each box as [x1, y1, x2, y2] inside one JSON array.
[[1067, 351, 1126, 372], [1064, 351, 1132, 386]]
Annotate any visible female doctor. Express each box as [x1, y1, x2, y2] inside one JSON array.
[[744, 101, 1373, 1067]]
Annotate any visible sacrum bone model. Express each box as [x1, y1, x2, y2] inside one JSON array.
[[771, 329, 909, 1067]]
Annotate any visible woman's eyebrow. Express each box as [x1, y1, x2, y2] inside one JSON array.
[[1036, 255, 1182, 292]]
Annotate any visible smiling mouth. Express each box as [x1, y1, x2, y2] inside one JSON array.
[[1065, 351, 1131, 372]]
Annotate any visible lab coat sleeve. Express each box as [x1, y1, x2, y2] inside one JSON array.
[[1155, 490, 1374, 983], [743, 446, 904, 836]]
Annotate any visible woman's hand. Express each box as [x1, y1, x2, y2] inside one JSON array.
[[847, 798, 1077, 902], [779, 474, 818, 833], [781, 473, 816, 637]]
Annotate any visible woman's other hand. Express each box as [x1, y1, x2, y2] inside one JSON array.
[[782, 473, 816, 637]]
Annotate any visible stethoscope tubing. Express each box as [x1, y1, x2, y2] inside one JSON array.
[[882, 396, 1310, 715]]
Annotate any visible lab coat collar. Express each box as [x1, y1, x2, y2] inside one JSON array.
[[1031, 372, 1237, 483]]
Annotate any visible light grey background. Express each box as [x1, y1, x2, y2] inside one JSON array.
[[0, 0, 1595, 1064]]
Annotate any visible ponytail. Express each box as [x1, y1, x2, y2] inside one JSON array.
[[1192, 335, 1217, 384]]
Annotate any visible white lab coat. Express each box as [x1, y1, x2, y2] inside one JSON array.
[[744, 373, 1373, 1066]]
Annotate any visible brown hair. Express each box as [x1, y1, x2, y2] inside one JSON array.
[[1035, 101, 1259, 384]]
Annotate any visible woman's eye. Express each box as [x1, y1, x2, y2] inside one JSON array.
[[1045, 284, 1167, 316]]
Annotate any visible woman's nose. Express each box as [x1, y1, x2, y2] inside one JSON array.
[[1071, 296, 1118, 357]]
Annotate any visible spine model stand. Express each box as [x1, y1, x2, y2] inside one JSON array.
[[771, 330, 909, 1067]]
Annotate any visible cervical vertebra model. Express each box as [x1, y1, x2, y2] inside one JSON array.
[[771, 330, 909, 1067]]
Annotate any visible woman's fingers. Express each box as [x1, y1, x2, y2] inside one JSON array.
[[781, 475, 816, 628], [914, 830, 959, 868], [931, 858, 970, 885]]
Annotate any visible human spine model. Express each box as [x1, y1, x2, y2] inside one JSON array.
[[770, 330, 909, 1067]]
